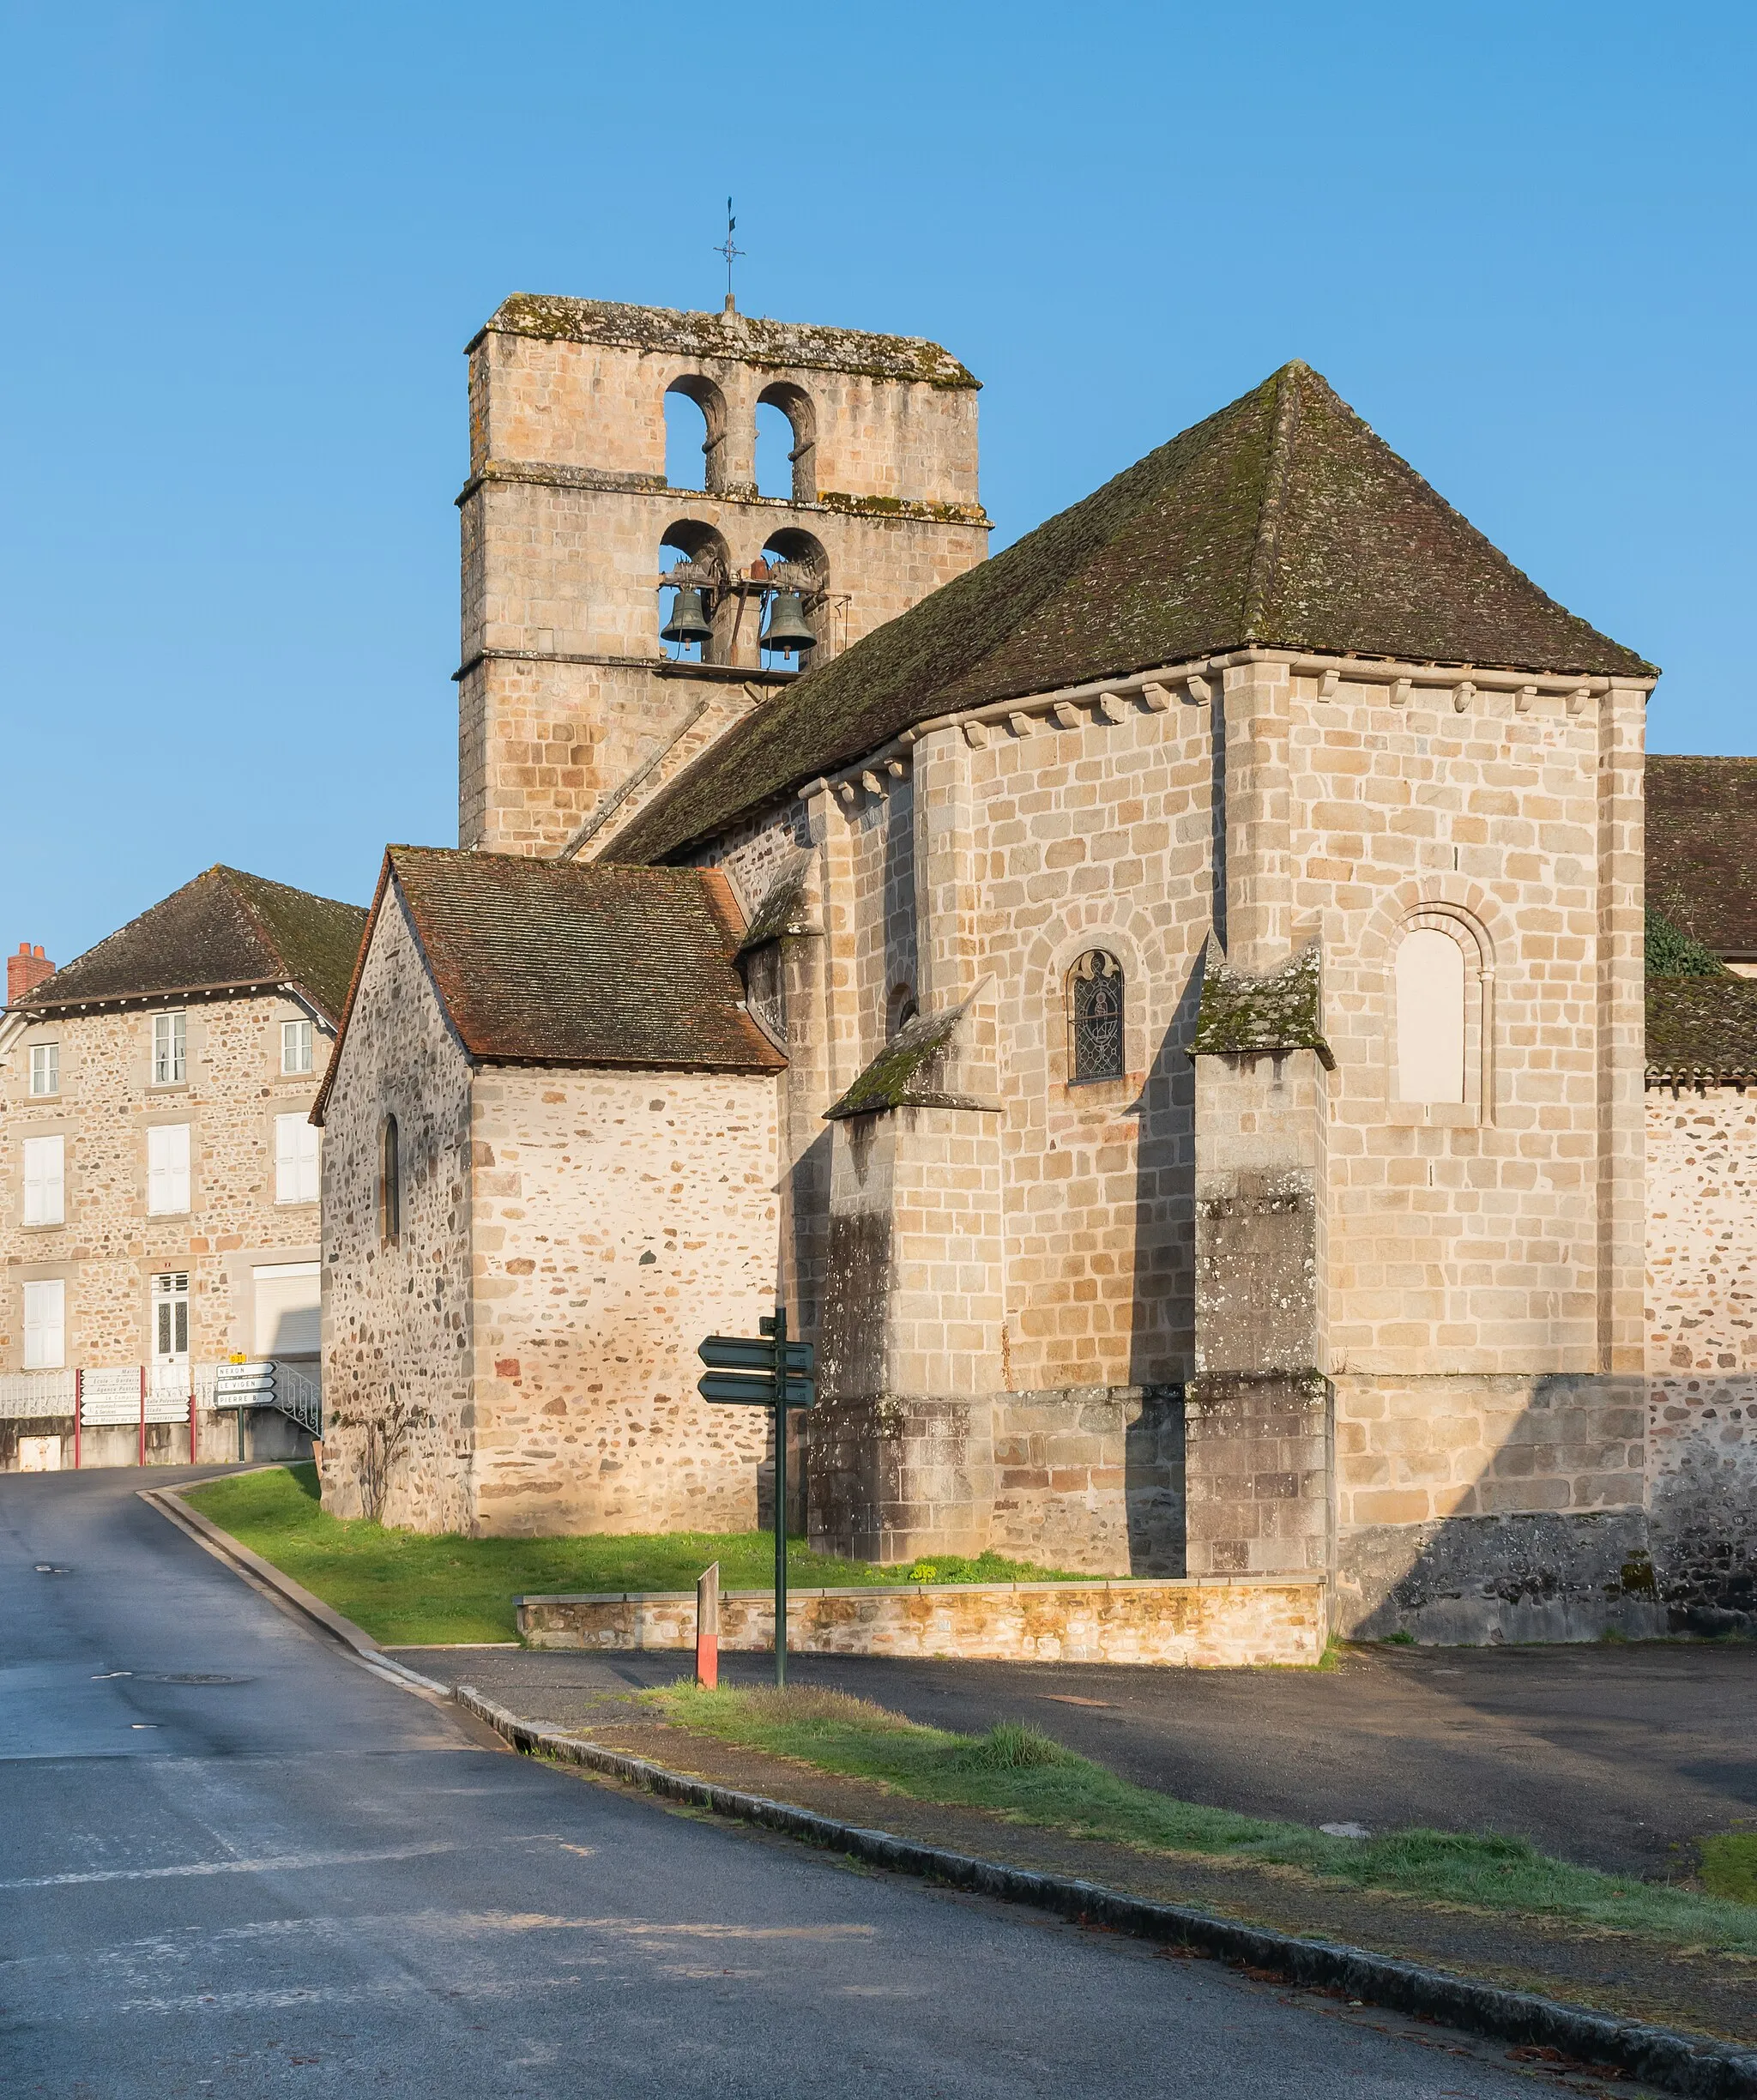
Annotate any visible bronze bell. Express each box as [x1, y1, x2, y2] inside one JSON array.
[[761, 588, 816, 656], [661, 585, 713, 646]]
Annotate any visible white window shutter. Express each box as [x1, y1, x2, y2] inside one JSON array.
[[23, 1280, 65, 1369], [275, 1114, 320, 1204], [148, 1125, 190, 1216], [23, 1136, 63, 1226]]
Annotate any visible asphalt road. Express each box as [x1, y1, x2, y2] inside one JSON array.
[[411, 1637, 1757, 1880], [0, 1471, 1551, 2099]]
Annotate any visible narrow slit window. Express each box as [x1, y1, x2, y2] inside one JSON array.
[[379, 1114, 402, 1246], [1069, 950, 1125, 1083]]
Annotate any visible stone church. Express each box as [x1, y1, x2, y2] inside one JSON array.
[[314, 291, 1757, 1642]]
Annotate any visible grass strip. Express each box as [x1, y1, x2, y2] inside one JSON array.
[[649, 1683, 1757, 1954], [1700, 1834, 1757, 1905], [180, 1464, 1094, 1644]]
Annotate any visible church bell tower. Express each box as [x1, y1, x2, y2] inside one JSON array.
[[456, 293, 988, 858]]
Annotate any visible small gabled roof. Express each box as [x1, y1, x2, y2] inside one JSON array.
[[9, 866, 366, 1023], [1647, 756, 1757, 960], [613, 361, 1653, 865], [316, 847, 783, 1116]]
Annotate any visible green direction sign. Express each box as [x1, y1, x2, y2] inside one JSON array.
[[698, 1370, 815, 1409], [699, 1335, 814, 1374]]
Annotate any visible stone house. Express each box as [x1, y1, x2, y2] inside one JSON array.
[[311, 848, 784, 1531], [319, 292, 1754, 1640], [0, 865, 365, 1469]]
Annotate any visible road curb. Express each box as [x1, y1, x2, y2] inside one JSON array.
[[454, 1683, 1757, 2100], [136, 1481, 449, 1699]]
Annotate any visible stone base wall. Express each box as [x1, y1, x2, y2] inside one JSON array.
[[806, 1385, 1186, 1576], [1648, 1373, 1757, 1628], [1336, 1508, 1667, 1644], [517, 1573, 1325, 1668]]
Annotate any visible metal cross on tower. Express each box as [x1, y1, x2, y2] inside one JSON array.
[[715, 196, 745, 311]]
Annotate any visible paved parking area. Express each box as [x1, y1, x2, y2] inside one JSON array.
[[393, 1638, 1757, 1879]]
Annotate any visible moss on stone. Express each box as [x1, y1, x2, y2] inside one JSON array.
[[826, 1005, 974, 1120], [1192, 943, 1335, 1066]]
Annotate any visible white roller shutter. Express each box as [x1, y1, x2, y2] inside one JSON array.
[[253, 1260, 320, 1356]]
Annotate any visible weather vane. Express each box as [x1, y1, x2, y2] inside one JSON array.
[[715, 196, 745, 311]]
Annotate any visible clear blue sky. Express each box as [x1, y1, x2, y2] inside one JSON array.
[[3, 2, 1752, 966]]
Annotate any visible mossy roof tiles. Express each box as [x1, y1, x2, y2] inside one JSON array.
[[614, 362, 1652, 865], [11, 866, 367, 1023], [363, 847, 783, 1074], [482, 294, 978, 389], [1646, 978, 1757, 1083], [1647, 756, 1757, 960]]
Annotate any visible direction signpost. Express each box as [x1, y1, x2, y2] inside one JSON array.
[[698, 1306, 814, 1687]]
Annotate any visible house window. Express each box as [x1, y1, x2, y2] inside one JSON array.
[[152, 1271, 189, 1361], [152, 1011, 186, 1085], [275, 1113, 320, 1204], [23, 1279, 65, 1369], [22, 1136, 64, 1227], [28, 1043, 59, 1096], [281, 1018, 313, 1075], [379, 1114, 401, 1245], [1068, 950, 1125, 1083], [147, 1123, 191, 1215], [1395, 927, 1466, 1104]]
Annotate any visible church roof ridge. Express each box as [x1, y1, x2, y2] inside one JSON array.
[[478, 293, 980, 390], [9, 864, 367, 1023], [611, 361, 1654, 866]]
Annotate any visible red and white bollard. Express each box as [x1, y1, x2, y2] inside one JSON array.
[[695, 1560, 720, 1689]]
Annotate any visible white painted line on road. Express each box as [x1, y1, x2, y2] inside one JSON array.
[[0, 1842, 456, 1890]]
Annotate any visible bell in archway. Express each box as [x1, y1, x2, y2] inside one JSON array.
[[761, 589, 816, 656], [661, 586, 713, 646]]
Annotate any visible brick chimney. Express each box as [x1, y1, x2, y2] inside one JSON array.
[[7, 943, 53, 1006]]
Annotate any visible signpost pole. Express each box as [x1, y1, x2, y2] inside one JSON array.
[[772, 1305, 788, 1691]]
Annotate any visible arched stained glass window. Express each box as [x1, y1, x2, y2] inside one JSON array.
[[1068, 950, 1125, 1083]]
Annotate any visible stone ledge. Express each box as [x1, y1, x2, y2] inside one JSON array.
[[516, 1576, 1325, 1667]]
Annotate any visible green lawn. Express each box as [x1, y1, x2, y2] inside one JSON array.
[[180, 1463, 1093, 1645], [651, 1683, 1757, 1952]]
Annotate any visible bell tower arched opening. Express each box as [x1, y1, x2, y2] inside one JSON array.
[[756, 382, 816, 502], [664, 375, 729, 493], [758, 527, 830, 668], [659, 520, 733, 665]]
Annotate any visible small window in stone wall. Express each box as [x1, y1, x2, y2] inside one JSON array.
[[1068, 950, 1125, 1083], [379, 1114, 402, 1246]]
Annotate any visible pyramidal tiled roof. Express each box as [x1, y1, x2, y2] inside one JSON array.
[[614, 362, 1653, 864], [11, 866, 368, 1024]]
